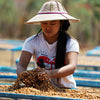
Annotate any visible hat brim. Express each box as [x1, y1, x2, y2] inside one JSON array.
[[25, 14, 80, 24]]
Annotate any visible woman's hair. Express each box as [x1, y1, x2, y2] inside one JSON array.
[[55, 20, 70, 69]]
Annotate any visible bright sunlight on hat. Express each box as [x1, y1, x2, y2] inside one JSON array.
[[26, 0, 80, 24]]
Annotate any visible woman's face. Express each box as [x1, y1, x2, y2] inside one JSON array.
[[41, 20, 60, 39]]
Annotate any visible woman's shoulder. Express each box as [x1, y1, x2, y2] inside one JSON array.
[[67, 37, 79, 45], [25, 32, 43, 43], [66, 37, 79, 52]]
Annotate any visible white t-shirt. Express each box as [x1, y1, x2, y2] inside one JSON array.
[[22, 32, 79, 88]]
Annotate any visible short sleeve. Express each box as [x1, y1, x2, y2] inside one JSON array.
[[22, 38, 35, 54], [66, 38, 79, 53]]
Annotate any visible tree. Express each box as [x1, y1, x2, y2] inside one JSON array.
[[0, 0, 18, 38], [88, 0, 100, 45]]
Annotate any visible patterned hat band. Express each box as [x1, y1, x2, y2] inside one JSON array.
[[38, 12, 68, 14]]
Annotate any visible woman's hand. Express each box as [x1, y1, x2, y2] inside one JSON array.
[[36, 68, 49, 81], [45, 70, 51, 78]]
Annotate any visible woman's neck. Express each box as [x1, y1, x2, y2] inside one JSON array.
[[43, 33, 59, 44]]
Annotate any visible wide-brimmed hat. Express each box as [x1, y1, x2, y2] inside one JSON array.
[[26, 0, 80, 24]]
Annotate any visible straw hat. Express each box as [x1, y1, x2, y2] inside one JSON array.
[[26, 0, 80, 24]]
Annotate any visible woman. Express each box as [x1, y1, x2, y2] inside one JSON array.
[[17, 0, 80, 88]]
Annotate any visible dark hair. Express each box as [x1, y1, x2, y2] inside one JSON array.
[[55, 20, 70, 69]]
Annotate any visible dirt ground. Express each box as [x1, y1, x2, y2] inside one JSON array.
[[0, 50, 21, 66]]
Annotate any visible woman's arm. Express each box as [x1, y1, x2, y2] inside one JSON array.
[[46, 52, 79, 78], [17, 51, 32, 76]]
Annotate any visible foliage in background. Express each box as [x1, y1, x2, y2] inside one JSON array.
[[0, 0, 100, 46], [0, 0, 18, 38], [64, 0, 100, 46]]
